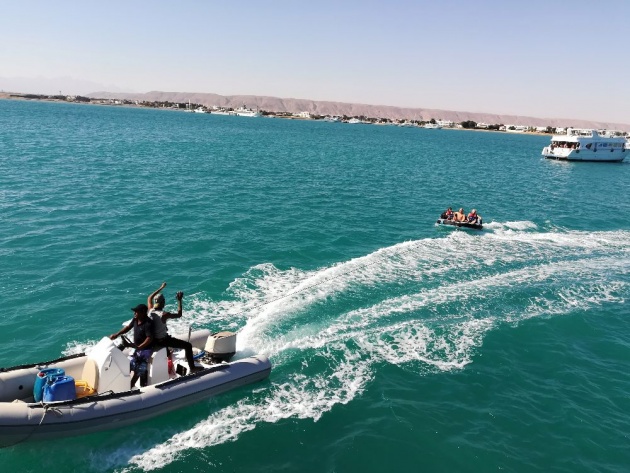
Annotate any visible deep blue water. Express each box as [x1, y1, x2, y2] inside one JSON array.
[[1, 99, 629, 472]]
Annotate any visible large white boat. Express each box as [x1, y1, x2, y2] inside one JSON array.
[[234, 106, 260, 117], [423, 123, 442, 129], [542, 128, 627, 162], [0, 330, 270, 447]]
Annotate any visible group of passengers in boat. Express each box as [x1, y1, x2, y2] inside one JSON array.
[[550, 142, 579, 150], [441, 207, 482, 225], [109, 282, 202, 387]]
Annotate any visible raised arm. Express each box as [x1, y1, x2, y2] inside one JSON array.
[[148, 282, 167, 309], [164, 291, 184, 320]]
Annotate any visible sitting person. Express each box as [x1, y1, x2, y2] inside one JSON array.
[[110, 303, 154, 387], [440, 207, 454, 220], [453, 208, 467, 222], [148, 282, 201, 374], [467, 209, 482, 225]]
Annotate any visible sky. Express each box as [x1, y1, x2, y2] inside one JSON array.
[[1, 0, 629, 124]]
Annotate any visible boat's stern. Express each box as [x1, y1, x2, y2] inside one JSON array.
[[542, 146, 571, 160]]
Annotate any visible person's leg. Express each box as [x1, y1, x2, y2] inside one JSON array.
[[138, 360, 148, 387], [130, 359, 139, 387], [131, 354, 150, 387], [165, 335, 197, 371]]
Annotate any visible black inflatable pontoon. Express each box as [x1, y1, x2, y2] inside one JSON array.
[[436, 218, 483, 230]]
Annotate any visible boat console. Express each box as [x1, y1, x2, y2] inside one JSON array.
[[82, 337, 131, 394]]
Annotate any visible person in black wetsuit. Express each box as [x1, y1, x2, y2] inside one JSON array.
[[110, 303, 154, 387]]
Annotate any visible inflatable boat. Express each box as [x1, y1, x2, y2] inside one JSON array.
[[436, 218, 483, 230], [0, 330, 271, 447]]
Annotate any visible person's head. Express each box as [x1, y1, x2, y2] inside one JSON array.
[[153, 294, 166, 310], [447, 207, 452, 211], [459, 208, 464, 213], [471, 209, 477, 215], [131, 303, 149, 320]]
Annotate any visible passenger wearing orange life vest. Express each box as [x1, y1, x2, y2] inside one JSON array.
[[440, 207, 454, 220], [467, 209, 482, 225]]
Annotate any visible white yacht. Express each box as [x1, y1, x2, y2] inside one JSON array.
[[541, 128, 627, 162], [210, 109, 233, 116], [234, 106, 260, 117], [423, 123, 442, 129]]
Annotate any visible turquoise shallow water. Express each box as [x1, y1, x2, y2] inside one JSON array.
[[0, 99, 629, 472]]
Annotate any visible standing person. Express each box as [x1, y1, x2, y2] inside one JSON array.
[[147, 282, 201, 374], [110, 303, 154, 387]]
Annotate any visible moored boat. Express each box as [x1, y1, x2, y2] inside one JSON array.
[[234, 105, 260, 117], [541, 128, 627, 162], [0, 330, 271, 447]]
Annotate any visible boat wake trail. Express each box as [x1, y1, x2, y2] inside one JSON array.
[[105, 223, 630, 471]]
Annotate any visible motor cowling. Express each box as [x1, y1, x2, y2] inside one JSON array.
[[204, 331, 237, 362]]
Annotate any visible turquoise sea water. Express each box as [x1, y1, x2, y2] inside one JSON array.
[[1, 99, 629, 472]]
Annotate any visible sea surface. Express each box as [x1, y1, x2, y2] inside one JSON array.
[[1, 99, 629, 472]]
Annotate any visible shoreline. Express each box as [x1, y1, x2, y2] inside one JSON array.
[[1, 93, 625, 136]]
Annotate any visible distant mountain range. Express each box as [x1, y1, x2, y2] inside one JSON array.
[[0, 76, 130, 97], [74, 90, 629, 131]]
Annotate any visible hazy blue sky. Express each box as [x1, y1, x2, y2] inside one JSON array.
[[1, 0, 629, 123]]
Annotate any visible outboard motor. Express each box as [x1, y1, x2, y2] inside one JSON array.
[[204, 331, 237, 362]]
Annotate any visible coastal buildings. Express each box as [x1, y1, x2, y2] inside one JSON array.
[[3, 92, 629, 135]]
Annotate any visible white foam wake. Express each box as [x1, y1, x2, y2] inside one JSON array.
[[87, 225, 630, 471]]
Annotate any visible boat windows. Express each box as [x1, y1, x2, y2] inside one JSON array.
[[551, 141, 578, 149]]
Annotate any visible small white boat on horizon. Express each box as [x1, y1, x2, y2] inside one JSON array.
[[541, 128, 627, 162], [423, 123, 442, 129]]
